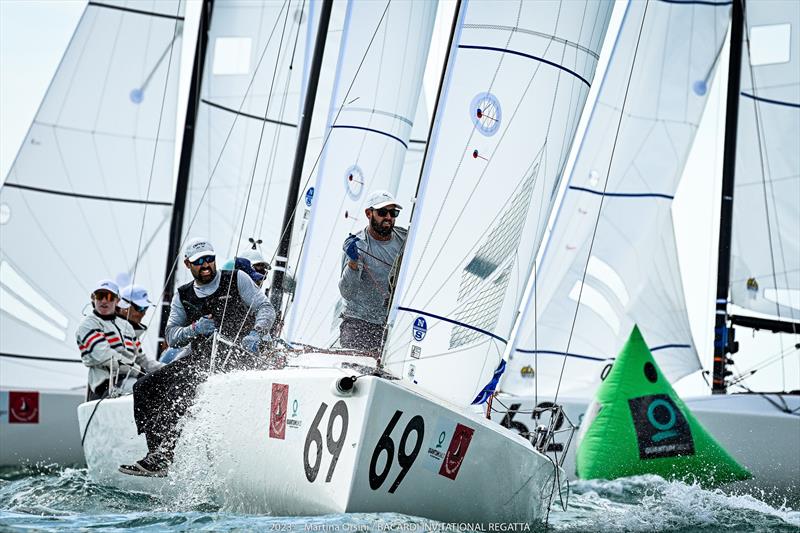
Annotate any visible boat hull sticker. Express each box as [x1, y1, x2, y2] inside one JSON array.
[[8, 391, 39, 424], [439, 423, 474, 480], [270, 383, 289, 439]]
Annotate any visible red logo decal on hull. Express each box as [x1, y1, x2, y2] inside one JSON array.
[[269, 383, 288, 439], [9, 391, 39, 424], [439, 423, 474, 480]]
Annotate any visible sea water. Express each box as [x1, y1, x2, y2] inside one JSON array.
[[1, 465, 797, 532]]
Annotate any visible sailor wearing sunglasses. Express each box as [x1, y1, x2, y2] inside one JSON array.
[[120, 237, 275, 477], [338, 190, 407, 352], [76, 280, 162, 401]]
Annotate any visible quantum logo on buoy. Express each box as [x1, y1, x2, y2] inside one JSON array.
[[629, 394, 694, 459]]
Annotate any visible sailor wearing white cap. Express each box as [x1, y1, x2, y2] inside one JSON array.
[[338, 190, 407, 352], [75, 280, 161, 400], [120, 237, 276, 477]]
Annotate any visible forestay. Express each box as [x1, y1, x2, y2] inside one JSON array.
[[286, 0, 436, 347], [503, 0, 731, 398], [0, 0, 184, 389], [383, 0, 612, 406], [729, 0, 799, 321], [179, 0, 317, 278]]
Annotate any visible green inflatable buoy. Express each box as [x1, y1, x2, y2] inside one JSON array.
[[575, 325, 751, 487]]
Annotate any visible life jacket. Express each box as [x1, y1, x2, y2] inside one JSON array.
[[177, 270, 256, 347]]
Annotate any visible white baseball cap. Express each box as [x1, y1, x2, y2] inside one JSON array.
[[184, 237, 215, 262], [93, 279, 119, 296], [118, 284, 153, 309], [365, 190, 402, 210], [240, 248, 268, 267]]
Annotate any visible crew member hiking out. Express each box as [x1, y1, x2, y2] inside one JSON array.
[[119, 238, 275, 477], [77, 280, 162, 401], [338, 190, 407, 353]]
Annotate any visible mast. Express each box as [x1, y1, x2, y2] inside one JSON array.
[[158, 0, 214, 355], [269, 0, 334, 315], [712, 0, 745, 393]]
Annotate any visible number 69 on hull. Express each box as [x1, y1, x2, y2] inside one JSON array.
[[199, 366, 560, 524]]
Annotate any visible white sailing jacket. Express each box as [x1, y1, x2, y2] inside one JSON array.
[[75, 311, 162, 393]]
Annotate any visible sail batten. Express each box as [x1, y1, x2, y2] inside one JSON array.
[[502, 0, 731, 398], [286, 0, 437, 347], [0, 0, 184, 390], [383, 0, 614, 407], [729, 0, 800, 321]]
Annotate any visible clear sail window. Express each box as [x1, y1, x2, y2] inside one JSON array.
[[749, 23, 791, 66], [213, 37, 252, 75]]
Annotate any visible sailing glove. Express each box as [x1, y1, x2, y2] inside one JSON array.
[[343, 234, 361, 262], [192, 316, 216, 336], [241, 330, 262, 353]]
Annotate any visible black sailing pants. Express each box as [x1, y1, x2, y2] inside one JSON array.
[[132, 346, 211, 456], [132, 340, 263, 457]]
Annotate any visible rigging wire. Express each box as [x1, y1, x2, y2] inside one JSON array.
[[128, 0, 182, 324], [218, 0, 295, 343], [552, 1, 650, 406], [739, 2, 795, 391], [145, 0, 293, 332]]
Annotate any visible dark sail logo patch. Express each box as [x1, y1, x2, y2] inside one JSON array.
[[9, 391, 39, 424], [269, 383, 288, 440], [629, 394, 694, 460]]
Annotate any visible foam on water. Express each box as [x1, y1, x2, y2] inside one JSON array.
[[549, 475, 800, 532], [2, 463, 798, 531]]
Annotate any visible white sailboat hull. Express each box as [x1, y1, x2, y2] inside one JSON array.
[[490, 393, 800, 495], [1, 387, 84, 466], [79, 355, 560, 523]]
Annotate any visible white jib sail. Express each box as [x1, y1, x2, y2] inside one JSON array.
[[178, 0, 317, 279], [286, 0, 436, 347], [729, 0, 800, 321], [503, 0, 731, 398], [383, 0, 613, 407], [0, 0, 184, 389]]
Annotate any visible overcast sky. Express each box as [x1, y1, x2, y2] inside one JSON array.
[[1, 0, 795, 395]]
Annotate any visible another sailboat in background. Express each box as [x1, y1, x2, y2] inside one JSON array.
[[0, 0, 185, 465], [494, 0, 799, 494]]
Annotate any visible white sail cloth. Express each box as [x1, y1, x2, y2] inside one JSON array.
[[730, 0, 800, 321], [286, 0, 436, 347], [503, 0, 731, 398], [0, 0, 184, 389], [179, 0, 317, 279], [383, 0, 613, 407]]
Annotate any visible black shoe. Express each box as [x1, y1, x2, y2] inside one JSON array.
[[119, 451, 169, 477]]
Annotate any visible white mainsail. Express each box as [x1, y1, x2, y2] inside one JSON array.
[[0, 0, 184, 389], [178, 0, 317, 275], [729, 0, 799, 321], [502, 0, 731, 398], [286, 0, 436, 347], [383, 0, 613, 406]]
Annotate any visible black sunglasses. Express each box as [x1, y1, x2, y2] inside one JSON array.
[[191, 255, 216, 266], [374, 207, 400, 218]]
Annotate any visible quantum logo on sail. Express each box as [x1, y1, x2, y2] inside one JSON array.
[[628, 394, 694, 460]]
